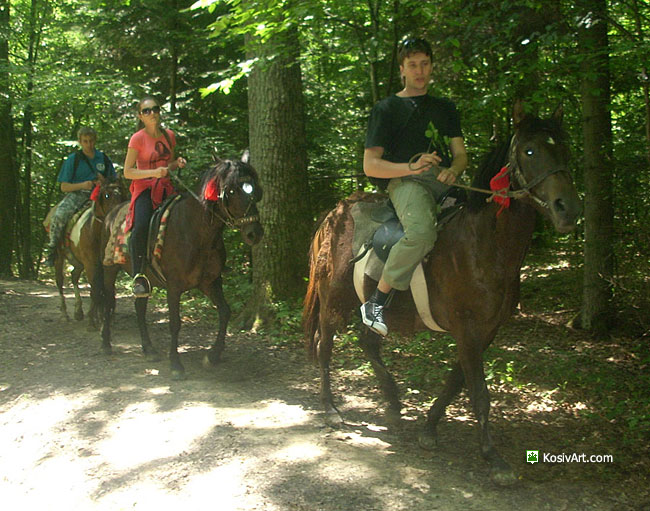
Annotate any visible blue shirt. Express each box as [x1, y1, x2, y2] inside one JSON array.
[[57, 150, 116, 184]]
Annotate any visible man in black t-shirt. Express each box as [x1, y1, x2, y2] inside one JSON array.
[[360, 37, 468, 337]]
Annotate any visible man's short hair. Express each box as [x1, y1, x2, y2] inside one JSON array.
[[77, 126, 97, 141], [398, 37, 433, 65]]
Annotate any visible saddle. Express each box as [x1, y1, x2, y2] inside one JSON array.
[[103, 194, 181, 282], [350, 188, 464, 332], [42, 199, 91, 235], [43, 202, 93, 263], [353, 187, 464, 264]]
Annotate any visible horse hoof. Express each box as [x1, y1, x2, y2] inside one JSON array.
[[418, 430, 438, 451], [171, 369, 186, 381], [322, 404, 344, 426], [490, 466, 518, 486], [202, 352, 221, 368], [384, 407, 403, 428], [144, 349, 161, 361]]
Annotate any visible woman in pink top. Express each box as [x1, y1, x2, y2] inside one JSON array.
[[123, 96, 186, 297]]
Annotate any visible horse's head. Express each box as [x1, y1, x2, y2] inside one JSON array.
[[510, 101, 581, 233], [201, 151, 264, 245], [92, 174, 127, 220]]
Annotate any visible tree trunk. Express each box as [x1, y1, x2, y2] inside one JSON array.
[[238, 20, 310, 329], [0, 0, 17, 277], [577, 0, 614, 336], [15, 0, 44, 278]]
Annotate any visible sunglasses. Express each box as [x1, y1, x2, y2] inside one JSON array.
[[140, 105, 161, 116]]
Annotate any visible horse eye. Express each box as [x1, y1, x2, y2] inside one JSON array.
[[526, 149, 534, 156], [229, 189, 235, 194], [242, 183, 253, 194], [104, 193, 110, 199]]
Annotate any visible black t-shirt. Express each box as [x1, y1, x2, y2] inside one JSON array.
[[365, 94, 463, 189]]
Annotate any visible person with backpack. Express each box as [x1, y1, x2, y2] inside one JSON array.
[[45, 126, 116, 267], [123, 95, 186, 297], [359, 37, 468, 336]]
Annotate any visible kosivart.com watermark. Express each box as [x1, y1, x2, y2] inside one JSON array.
[[527, 450, 614, 464]]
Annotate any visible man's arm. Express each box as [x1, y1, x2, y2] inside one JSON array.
[[363, 146, 441, 179], [436, 137, 468, 185]]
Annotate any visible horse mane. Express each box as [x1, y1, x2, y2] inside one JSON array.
[[466, 114, 567, 213], [198, 158, 257, 208], [466, 141, 509, 212]]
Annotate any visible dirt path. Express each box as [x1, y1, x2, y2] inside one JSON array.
[[0, 279, 636, 510]]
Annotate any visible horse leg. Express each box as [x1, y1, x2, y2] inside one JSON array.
[[87, 296, 98, 331], [419, 361, 464, 450], [71, 265, 84, 321], [135, 296, 158, 358], [357, 329, 402, 426], [166, 288, 185, 380], [55, 257, 69, 321], [201, 277, 230, 367], [458, 341, 517, 486], [87, 261, 102, 331], [315, 319, 343, 424], [100, 267, 119, 355]]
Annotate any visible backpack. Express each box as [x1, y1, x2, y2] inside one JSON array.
[[71, 150, 111, 181]]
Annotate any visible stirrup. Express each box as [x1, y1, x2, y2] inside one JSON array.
[[132, 273, 151, 298]]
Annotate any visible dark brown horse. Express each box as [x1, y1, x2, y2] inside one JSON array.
[[303, 102, 581, 484], [47, 175, 127, 328], [99, 153, 263, 379]]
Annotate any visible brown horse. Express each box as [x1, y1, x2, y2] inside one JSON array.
[[48, 175, 127, 328], [302, 102, 581, 484], [99, 153, 263, 380]]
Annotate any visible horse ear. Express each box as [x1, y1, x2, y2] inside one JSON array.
[[97, 173, 106, 184], [512, 99, 526, 127], [552, 104, 564, 125], [241, 149, 250, 164], [211, 148, 222, 163]]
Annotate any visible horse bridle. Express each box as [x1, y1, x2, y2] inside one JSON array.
[[170, 171, 260, 229], [91, 183, 123, 224], [505, 133, 573, 210], [218, 176, 260, 228]]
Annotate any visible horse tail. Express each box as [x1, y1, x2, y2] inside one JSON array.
[[303, 219, 327, 362]]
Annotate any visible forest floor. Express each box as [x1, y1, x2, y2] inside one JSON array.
[[0, 269, 648, 511]]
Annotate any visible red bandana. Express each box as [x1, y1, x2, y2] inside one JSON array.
[[90, 184, 101, 202], [204, 178, 220, 201], [489, 166, 511, 217]]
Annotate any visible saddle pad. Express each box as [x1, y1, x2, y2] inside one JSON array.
[[353, 246, 446, 333], [103, 204, 130, 266], [68, 206, 93, 247], [150, 195, 181, 262], [42, 205, 56, 232], [148, 194, 182, 284]]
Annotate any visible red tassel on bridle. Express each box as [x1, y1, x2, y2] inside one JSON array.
[[489, 166, 511, 217], [90, 184, 100, 201], [204, 178, 220, 201]]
